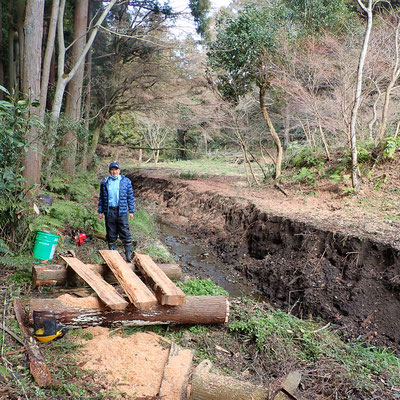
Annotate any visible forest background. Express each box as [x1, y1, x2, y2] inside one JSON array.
[[1, 0, 400, 251]]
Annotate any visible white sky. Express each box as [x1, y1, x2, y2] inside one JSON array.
[[167, 0, 231, 38]]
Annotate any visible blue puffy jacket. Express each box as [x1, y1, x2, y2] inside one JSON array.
[[98, 175, 135, 216]]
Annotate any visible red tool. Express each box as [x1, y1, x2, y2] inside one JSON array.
[[74, 233, 87, 246]]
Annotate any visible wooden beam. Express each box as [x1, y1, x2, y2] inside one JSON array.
[[99, 250, 157, 309], [28, 296, 229, 327], [159, 342, 194, 400], [134, 252, 185, 306], [13, 299, 52, 387], [32, 262, 182, 287], [60, 256, 128, 311]]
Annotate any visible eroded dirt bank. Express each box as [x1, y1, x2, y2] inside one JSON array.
[[129, 172, 400, 349]]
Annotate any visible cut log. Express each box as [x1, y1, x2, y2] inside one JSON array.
[[134, 252, 185, 306], [32, 262, 182, 288], [159, 342, 194, 400], [189, 360, 267, 400], [60, 256, 128, 311], [28, 296, 229, 328], [13, 299, 52, 387], [99, 250, 157, 309]]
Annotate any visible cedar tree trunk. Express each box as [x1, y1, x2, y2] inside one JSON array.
[[62, 0, 88, 177], [22, 0, 45, 186]]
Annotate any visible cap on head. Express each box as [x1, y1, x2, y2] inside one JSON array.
[[109, 162, 120, 171]]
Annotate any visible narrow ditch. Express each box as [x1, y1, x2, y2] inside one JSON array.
[[158, 218, 259, 298], [130, 172, 400, 351]]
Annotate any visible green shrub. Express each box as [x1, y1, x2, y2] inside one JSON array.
[[382, 136, 400, 159], [170, 171, 199, 180], [46, 173, 97, 202], [290, 147, 325, 168], [0, 87, 40, 250], [292, 167, 316, 184]]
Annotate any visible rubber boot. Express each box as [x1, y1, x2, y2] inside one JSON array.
[[108, 242, 117, 250], [124, 244, 133, 262]]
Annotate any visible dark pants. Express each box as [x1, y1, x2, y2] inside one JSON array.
[[105, 207, 132, 245]]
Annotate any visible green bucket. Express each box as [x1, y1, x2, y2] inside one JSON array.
[[33, 232, 59, 260]]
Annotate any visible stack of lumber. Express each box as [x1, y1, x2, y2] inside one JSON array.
[[29, 250, 230, 327], [24, 250, 229, 389], [57, 250, 185, 310]]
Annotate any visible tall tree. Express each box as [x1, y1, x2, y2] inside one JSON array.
[[349, 0, 378, 192], [21, 0, 45, 185], [0, 1, 4, 100], [39, 0, 60, 121], [86, 2, 173, 166], [61, 0, 89, 176], [50, 0, 117, 124], [377, 11, 400, 142], [208, 5, 285, 179]]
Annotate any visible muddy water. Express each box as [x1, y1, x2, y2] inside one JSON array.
[[158, 218, 256, 298]]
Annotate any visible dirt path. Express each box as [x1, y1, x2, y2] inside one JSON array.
[[134, 168, 400, 248]]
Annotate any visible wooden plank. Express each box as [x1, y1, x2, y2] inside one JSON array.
[[60, 256, 128, 311], [29, 296, 230, 327], [134, 252, 185, 306], [13, 299, 52, 387], [274, 371, 301, 400], [99, 250, 157, 309], [159, 342, 194, 400]]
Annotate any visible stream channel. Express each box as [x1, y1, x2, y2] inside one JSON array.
[[157, 218, 257, 298]]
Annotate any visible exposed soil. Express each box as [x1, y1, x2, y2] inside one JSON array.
[[128, 167, 400, 351]]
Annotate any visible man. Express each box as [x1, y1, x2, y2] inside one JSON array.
[[98, 162, 135, 261]]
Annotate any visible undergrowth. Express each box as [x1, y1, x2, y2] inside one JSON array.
[[228, 299, 400, 392]]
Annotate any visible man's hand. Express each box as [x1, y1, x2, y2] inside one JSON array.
[[129, 213, 134, 220], [98, 213, 104, 220]]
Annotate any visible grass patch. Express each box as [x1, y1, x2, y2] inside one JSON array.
[[177, 278, 229, 296], [170, 171, 200, 180], [130, 209, 157, 239], [127, 158, 252, 177], [129, 203, 174, 263]]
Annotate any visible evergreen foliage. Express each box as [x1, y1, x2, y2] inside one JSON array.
[[0, 86, 40, 248], [208, 5, 287, 101], [189, 0, 212, 39]]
